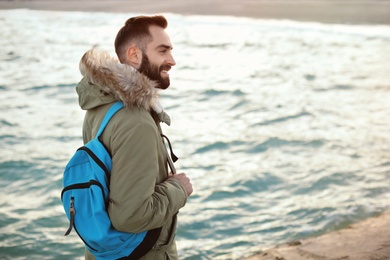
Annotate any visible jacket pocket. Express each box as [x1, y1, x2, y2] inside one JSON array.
[[153, 214, 177, 251]]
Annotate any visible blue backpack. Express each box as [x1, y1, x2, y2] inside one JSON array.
[[61, 101, 161, 259]]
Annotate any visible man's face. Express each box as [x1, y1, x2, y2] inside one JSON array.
[[138, 25, 176, 89]]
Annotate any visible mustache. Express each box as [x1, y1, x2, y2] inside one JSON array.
[[160, 64, 171, 71]]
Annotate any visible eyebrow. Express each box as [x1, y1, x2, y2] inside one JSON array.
[[155, 44, 173, 50]]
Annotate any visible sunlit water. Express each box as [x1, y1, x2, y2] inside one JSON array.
[[1, 9, 390, 260]]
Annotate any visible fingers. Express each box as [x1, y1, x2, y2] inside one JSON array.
[[169, 173, 193, 197]]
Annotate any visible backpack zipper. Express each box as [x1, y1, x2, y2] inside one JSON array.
[[63, 195, 98, 251], [61, 180, 105, 199], [61, 181, 105, 252], [64, 197, 75, 236]]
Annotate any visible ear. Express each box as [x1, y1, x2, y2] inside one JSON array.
[[126, 45, 142, 69]]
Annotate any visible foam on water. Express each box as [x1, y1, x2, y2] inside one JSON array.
[[1, 9, 390, 259]]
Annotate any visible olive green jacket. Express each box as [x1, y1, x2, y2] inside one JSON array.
[[76, 49, 188, 259]]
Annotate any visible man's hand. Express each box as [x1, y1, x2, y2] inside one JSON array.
[[169, 173, 193, 197]]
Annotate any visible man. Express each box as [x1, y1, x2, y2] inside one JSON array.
[[76, 15, 193, 259]]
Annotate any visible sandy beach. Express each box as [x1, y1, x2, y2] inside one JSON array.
[[1, 0, 390, 25], [2, 1, 389, 259]]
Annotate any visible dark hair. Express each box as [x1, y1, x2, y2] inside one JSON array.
[[114, 15, 168, 63]]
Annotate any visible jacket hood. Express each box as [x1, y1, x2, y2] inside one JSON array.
[[76, 48, 164, 114]]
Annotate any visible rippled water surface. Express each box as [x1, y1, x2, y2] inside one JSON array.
[[1, 9, 390, 260]]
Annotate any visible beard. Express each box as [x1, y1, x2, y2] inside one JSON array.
[[138, 52, 171, 89]]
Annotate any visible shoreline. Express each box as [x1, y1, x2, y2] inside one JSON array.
[[245, 211, 390, 259], [1, 0, 390, 25]]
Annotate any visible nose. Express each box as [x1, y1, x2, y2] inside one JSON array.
[[167, 53, 176, 66]]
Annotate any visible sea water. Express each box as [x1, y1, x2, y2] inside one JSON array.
[[1, 9, 390, 260]]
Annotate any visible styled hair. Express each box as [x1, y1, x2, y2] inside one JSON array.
[[114, 15, 168, 63]]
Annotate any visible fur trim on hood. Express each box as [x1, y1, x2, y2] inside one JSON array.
[[79, 48, 163, 113]]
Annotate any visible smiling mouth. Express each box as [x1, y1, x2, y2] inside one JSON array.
[[160, 65, 172, 77], [161, 68, 171, 78]]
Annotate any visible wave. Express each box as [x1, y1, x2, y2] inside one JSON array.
[[252, 111, 312, 127]]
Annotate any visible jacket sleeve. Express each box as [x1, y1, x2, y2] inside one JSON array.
[[106, 116, 187, 233]]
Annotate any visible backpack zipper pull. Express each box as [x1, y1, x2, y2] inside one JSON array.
[[64, 197, 75, 236]]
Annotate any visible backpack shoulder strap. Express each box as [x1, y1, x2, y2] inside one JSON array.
[[96, 101, 125, 138]]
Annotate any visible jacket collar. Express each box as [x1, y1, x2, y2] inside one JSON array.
[[79, 48, 171, 125]]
